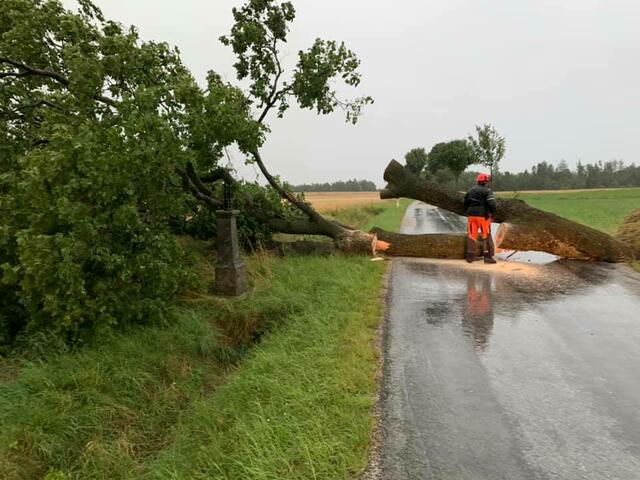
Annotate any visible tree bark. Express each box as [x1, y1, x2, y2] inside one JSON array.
[[181, 157, 639, 262], [381, 159, 639, 262], [372, 228, 466, 258]]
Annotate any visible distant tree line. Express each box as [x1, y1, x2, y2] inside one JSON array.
[[474, 160, 640, 191], [405, 124, 640, 191], [290, 179, 377, 192]]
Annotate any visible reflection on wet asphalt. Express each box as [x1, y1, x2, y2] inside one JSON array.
[[381, 202, 640, 480]]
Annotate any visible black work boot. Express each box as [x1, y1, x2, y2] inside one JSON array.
[[482, 237, 497, 264], [466, 238, 477, 263]]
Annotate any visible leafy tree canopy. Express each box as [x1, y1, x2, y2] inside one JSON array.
[[220, 0, 373, 125], [427, 139, 477, 185], [467, 124, 506, 177], [404, 147, 428, 175], [0, 0, 260, 345]]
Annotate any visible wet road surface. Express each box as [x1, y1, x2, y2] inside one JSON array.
[[381, 202, 640, 480]]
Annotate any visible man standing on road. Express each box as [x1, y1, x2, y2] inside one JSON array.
[[464, 173, 497, 264]]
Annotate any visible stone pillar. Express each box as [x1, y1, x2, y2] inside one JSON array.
[[215, 210, 247, 296]]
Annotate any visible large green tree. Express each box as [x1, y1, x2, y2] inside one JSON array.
[[467, 124, 506, 179], [0, 0, 373, 345], [427, 139, 477, 186], [1, 0, 266, 345]]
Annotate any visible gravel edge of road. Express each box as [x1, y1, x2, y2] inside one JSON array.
[[358, 260, 392, 480]]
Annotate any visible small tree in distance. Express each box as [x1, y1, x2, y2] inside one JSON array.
[[404, 147, 428, 175], [468, 124, 506, 181], [427, 139, 477, 187]]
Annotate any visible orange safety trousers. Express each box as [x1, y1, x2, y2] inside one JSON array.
[[467, 216, 491, 241]]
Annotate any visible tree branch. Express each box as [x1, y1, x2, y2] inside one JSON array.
[[256, 37, 285, 124], [185, 162, 216, 197], [177, 163, 335, 240], [0, 71, 30, 79], [0, 57, 119, 108], [12, 99, 62, 113], [175, 165, 224, 209], [200, 168, 236, 184], [250, 149, 338, 235]]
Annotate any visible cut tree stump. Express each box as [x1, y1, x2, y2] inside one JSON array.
[[378, 160, 639, 262]]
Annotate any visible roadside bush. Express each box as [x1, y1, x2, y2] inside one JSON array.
[[1, 114, 194, 347]]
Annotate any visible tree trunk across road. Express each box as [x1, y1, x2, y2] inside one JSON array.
[[379, 160, 639, 262]]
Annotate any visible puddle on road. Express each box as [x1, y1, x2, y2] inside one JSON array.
[[495, 249, 558, 265], [401, 258, 621, 355]]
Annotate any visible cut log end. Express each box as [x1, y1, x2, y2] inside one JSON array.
[[380, 187, 399, 200], [334, 230, 377, 255]]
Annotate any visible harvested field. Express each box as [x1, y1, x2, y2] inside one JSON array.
[[302, 191, 389, 212]]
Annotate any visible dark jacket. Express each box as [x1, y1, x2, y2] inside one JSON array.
[[464, 184, 497, 218]]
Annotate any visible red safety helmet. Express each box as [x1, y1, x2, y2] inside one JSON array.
[[476, 173, 491, 184]]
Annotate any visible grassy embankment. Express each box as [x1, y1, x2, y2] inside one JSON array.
[[0, 199, 408, 480], [501, 188, 640, 271]]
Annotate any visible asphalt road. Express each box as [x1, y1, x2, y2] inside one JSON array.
[[381, 201, 640, 480]]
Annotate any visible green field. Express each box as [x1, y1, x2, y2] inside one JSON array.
[[501, 188, 640, 234], [0, 201, 406, 480]]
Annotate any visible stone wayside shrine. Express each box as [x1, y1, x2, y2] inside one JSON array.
[[214, 174, 247, 296]]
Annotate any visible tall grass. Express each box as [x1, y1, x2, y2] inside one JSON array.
[[148, 257, 385, 479], [0, 310, 224, 479]]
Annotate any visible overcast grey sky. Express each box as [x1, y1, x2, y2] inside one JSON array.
[[67, 0, 640, 185]]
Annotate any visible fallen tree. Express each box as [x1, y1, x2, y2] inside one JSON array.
[[177, 160, 380, 255], [174, 0, 388, 255], [182, 156, 640, 262], [380, 160, 640, 262]]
